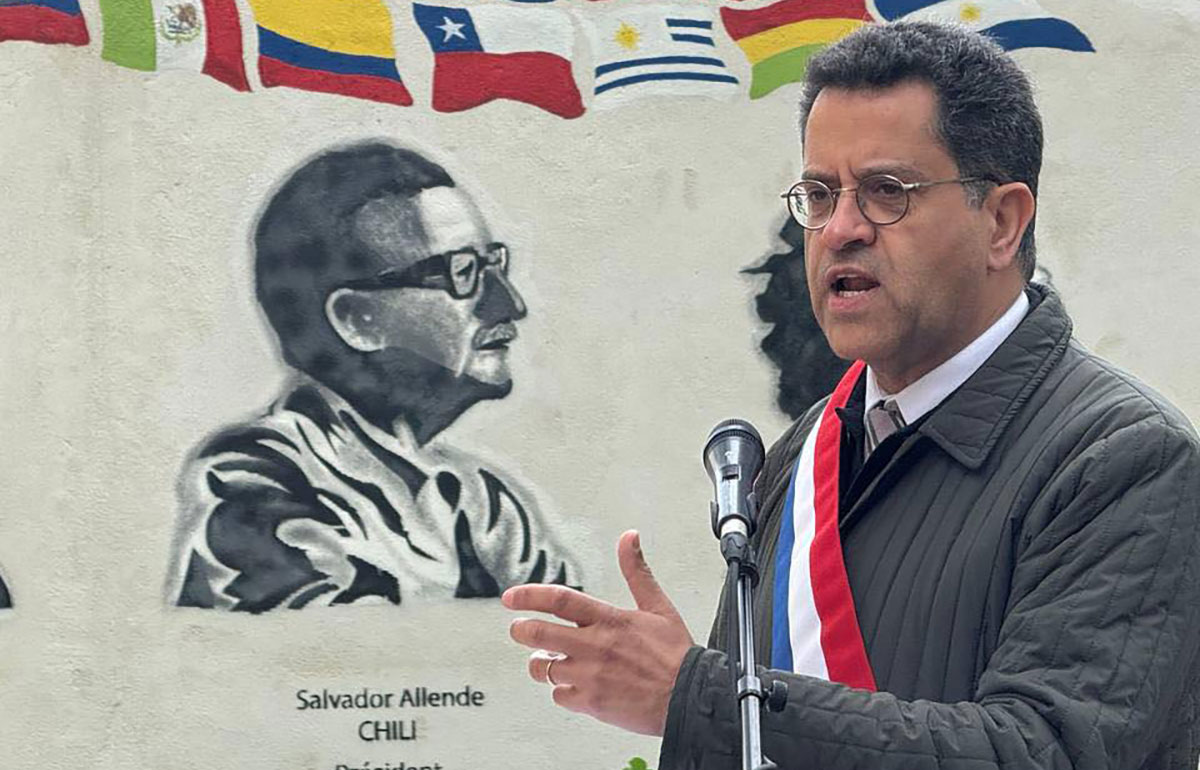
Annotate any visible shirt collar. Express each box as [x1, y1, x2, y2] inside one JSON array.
[[864, 291, 1030, 426], [289, 375, 422, 459]]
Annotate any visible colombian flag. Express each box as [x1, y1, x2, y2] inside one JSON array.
[[722, 0, 869, 99], [249, 0, 413, 106], [0, 0, 89, 46]]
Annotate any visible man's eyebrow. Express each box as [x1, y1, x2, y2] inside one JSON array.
[[800, 168, 837, 185], [856, 162, 928, 181], [800, 162, 930, 186]]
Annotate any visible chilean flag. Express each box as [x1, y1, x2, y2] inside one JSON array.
[[413, 3, 584, 119]]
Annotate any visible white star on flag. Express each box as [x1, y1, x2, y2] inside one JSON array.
[[437, 16, 466, 42]]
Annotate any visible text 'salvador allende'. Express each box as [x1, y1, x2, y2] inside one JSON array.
[[296, 686, 486, 743]]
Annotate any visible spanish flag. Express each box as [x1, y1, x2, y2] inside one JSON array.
[[249, 0, 412, 106], [721, 0, 869, 99]]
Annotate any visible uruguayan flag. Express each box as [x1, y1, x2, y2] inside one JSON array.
[[578, 5, 740, 108], [870, 0, 1093, 51]]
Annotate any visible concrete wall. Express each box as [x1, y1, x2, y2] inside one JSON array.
[[1, 0, 1198, 768]]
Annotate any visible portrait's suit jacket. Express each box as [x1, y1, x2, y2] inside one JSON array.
[[168, 379, 580, 612]]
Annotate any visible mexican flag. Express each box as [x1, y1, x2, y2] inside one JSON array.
[[99, 0, 250, 91]]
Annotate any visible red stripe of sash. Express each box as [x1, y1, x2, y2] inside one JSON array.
[[808, 360, 877, 690]]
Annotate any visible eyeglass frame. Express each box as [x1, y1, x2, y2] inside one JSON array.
[[340, 242, 510, 300], [780, 174, 996, 230]]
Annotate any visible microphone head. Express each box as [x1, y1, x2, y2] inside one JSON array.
[[703, 418, 765, 482], [703, 419, 765, 538]]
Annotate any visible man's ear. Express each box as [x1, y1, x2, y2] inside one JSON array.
[[325, 288, 386, 353], [985, 182, 1036, 272]]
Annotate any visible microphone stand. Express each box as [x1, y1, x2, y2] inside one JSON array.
[[716, 519, 786, 770]]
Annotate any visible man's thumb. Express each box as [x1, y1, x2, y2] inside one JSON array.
[[618, 530, 676, 616]]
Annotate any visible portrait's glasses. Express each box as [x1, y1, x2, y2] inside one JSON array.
[[781, 174, 993, 230], [346, 242, 509, 300]]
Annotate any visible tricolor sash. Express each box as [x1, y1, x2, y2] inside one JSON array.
[[770, 360, 877, 690]]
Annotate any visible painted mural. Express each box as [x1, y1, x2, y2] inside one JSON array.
[[0, 571, 10, 609], [166, 142, 581, 612], [0, 0, 1095, 113]]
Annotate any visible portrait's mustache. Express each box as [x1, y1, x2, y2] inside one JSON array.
[[474, 322, 518, 349]]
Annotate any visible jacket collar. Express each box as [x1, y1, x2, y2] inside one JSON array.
[[916, 282, 1072, 470]]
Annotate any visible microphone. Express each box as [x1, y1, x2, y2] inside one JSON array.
[[703, 419, 765, 540]]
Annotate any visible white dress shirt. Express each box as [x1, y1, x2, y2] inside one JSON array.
[[865, 291, 1030, 429]]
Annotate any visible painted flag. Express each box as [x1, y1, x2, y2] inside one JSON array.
[[579, 5, 739, 108], [0, 0, 89, 46], [413, 3, 583, 119], [99, 0, 249, 91], [250, 0, 413, 106], [722, 0, 870, 99], [870, 0, 1094, 52]]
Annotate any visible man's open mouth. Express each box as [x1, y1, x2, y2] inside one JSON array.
[[832, 275, 880, 296], [826, 266, 880, 298]]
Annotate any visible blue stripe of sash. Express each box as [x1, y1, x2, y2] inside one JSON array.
[[770, 457, 802, 671]]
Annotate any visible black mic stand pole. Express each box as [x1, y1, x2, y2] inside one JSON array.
[[714, 507, 787, 770]]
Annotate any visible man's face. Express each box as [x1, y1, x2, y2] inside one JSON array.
[[351, 186, 527, 391], [802, 81, 1001, 390]]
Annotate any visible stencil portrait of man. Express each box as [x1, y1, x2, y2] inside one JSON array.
[[0, 571, 10, 610], [166, 141, 581, 613]]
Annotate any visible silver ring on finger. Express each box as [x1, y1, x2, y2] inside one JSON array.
[[546, 654, 564, 687]]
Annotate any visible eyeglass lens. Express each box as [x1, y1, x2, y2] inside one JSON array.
[[787, 175, 911, 229], [448, 244, 508, 298]]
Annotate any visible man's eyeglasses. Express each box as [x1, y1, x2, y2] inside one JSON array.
[[345, 243, 509, 299], [781, 174, 993, 230]]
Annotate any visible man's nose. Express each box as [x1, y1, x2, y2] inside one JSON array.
[[819, 191, 876, 253], [473, 268, 527, 323]]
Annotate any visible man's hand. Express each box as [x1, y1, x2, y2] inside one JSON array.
[[502, 529, 695, 736]]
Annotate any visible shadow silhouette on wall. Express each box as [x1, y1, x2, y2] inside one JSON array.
[[744, 217, 849, 420]]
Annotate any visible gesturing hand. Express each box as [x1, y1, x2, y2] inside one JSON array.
[[502, 529, 695, 736]]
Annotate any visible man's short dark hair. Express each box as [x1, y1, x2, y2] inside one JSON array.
[[799, 22, 1042, 280], [254, 141, 454, 379]]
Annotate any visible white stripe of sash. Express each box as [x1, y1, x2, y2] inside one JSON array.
[[786, 410, 830, 679]]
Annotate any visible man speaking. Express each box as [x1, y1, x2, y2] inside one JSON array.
[[504, 22, 1200, 770]]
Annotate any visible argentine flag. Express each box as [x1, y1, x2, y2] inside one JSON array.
[[870, 0, 1094, 52]]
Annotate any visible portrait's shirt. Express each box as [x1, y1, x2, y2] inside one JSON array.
[[864, 290, 1030, 426], [167, 379, 580, 612]]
